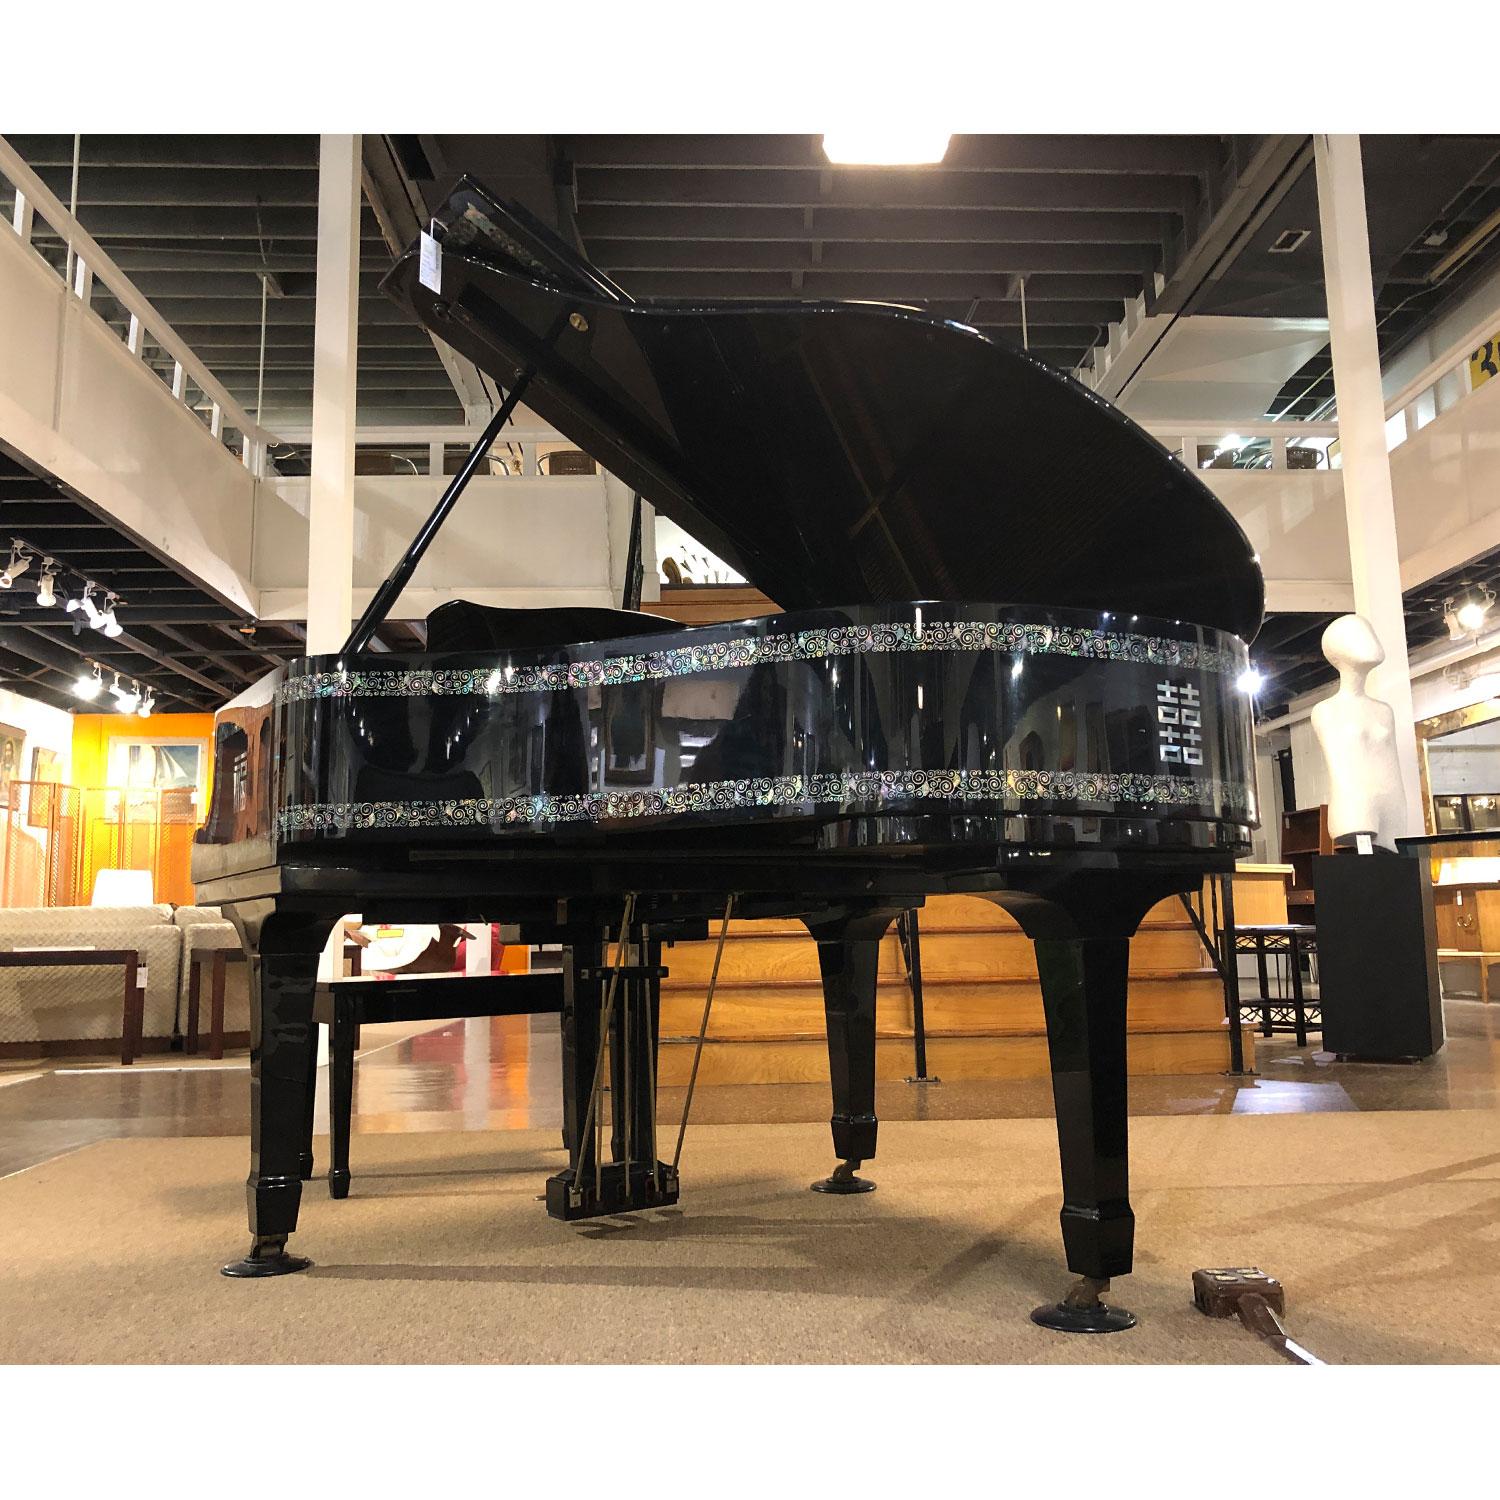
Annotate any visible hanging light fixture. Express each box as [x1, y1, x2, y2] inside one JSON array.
[[35, 558, 59, 607], [72, 662, 103, 700], [822, 131, 952, 166], [95, 592, 123, 638], [136, 687, 156, 718], [114, 677, 141, 715], [0, 541, 31, 589]]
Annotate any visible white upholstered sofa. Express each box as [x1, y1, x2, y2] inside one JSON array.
[[0, 903, 249, 1058]]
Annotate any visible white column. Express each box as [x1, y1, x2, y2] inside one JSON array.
[[306, 133, 362, 653], [1314, 134, 1424, 835]]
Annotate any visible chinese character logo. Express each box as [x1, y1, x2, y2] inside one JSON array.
[[1157, 680, 1203, 766]]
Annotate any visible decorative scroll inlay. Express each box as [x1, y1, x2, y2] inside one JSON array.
[[279, 619, 1245, 705], [278, 766, 1252, 837]]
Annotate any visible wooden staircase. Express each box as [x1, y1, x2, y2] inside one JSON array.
[[656, 893, 1251, 1086]]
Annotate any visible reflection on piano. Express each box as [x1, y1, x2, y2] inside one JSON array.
[[193, 177, 1261, 1333]]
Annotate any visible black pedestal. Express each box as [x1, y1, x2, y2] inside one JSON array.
[[1313, 853, 1443, 1060]]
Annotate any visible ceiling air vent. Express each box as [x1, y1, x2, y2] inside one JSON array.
[[1269, 228, 1312, 254]]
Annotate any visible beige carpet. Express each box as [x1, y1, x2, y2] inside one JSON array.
[[3, 1111, 1499, 1363]]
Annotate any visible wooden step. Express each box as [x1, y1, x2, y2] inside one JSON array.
[[656, 1026, 1252, 1086], [661, 924, 1207, 986], [658, 972, 1226, 1040]]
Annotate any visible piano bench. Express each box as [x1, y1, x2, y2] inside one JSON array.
[[310, 971, 564, 1198]]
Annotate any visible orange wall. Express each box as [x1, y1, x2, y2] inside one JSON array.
[[70, 712, 217, 905]]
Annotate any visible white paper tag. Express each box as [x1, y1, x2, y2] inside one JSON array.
[[1356, 833, 1373, 855], [419, 229, 442, 293]]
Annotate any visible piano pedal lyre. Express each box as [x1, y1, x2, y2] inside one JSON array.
[[547, 894, 679, 1223]]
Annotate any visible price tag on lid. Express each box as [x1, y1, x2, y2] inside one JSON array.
[[419, 227, 442, 294]]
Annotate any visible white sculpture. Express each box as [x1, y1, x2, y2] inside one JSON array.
[[1310, 614, 1406, 852]]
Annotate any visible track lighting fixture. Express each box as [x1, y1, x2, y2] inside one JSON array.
[[0, 541, 31, 589], [96, 592, 123, 638], [36, 559, 58, 607], [136, 688, 156, 718], [1443, 587, 1496, 640], [72, 662, 103, 700]]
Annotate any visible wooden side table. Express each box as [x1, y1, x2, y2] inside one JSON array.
[[0, 948, 144, 1064], [184, 948, 247, 1060]]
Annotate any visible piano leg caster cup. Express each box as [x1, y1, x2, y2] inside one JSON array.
[[220, 1235, 313, 1279], [812, 1158, 876, 1195], [328, 1170, 350, 1200], [1030, 1276, 1136, 1334]]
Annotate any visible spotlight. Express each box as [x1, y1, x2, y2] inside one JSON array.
[[35, 560, 58, 607], [1236, 666, 1265, 695], [0, 541, 31, 589], [136, 688, 156, 718], [68, 581, 101, 625], [114, 678, 141, 715], [95, 592, 123, 638], [72, 663, 103, 700], [1443, 587, 1496, 639]]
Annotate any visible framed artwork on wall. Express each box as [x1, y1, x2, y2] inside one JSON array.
[[0, 723, 23, 789], [27, 745, 61, 829]]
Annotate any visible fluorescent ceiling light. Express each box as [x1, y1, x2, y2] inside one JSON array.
[[822, 131, 951, 166]]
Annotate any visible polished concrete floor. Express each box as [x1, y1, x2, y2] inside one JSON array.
[[2, 998, 1498, 1181]]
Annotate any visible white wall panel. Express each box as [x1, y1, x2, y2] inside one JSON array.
[[253, 473, 620, 619]]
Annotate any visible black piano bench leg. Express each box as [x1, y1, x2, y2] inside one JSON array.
[[1030, 933, 1136, 1332], [805, 907, 901, 1196], [220, 907, 326, 1280]]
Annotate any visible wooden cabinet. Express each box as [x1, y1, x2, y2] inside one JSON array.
[[1281, 805, 1332, 920]]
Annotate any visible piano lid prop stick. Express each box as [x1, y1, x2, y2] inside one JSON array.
[[672, 896, 736, 1174], [341, 308, 571, 656]]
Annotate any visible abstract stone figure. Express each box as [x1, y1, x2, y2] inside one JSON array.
[[1311, 614, 1406, 851]]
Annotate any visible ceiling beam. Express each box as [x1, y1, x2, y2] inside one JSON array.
[[28, 166, 324, 207], [1, 626, 204, 710], [4, 135, 319, 169], [29, 206, 383, 239], [607, 269, 1151, 301], [576, 168, 1198, 215], [575, 203, 1173, 245], [590, 239, 1157, 275]]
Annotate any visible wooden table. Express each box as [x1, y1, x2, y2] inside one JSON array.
[[184, 947, 247, 1060], [0, 948, 144, 1064]]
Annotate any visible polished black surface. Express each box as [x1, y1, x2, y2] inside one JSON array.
[[194, 194, 1268, 1312], [380, 179, 1264, 640], [257, 602, 1254, 861]]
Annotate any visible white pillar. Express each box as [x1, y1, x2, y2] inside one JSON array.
[[306, 133, 361, 654], [1314, 134, 1424, 836]]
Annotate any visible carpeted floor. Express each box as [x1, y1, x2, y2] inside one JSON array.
[[2, 1111, 1498, 1363]]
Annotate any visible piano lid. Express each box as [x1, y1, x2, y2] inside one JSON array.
[[381, 178, 1264, 642]]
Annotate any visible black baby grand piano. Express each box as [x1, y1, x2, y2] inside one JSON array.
[[193, 177, 1262, 1333]]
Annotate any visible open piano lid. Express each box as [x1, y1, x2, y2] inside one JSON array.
[[381, 177, 1264, 642]]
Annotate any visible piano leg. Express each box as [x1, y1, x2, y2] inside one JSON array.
[[221, 906, 327, 1278], [1030, 933, 1136, 1332], [806, 907, 903, 1195], [997, 874, 1195, 1332]]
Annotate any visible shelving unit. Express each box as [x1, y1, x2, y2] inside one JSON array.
[[1281, 804, 1332, 922]]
